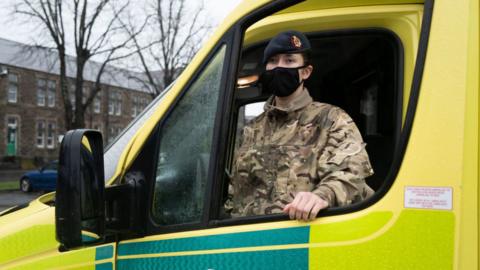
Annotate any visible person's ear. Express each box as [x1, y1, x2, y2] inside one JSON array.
[[300, 65, 313, 81]]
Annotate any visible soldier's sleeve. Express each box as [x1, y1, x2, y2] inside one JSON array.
[[312, 107, 374, 207]]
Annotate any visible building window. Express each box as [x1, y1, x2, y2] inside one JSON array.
[[37, 79, 46, 106], [131, 96, 138, 117], [131, 96, 149, 117], [46, 122, 56, 149], [94, 92, 101, 114], [108, 90, 122, 116], [47, 80, 56, 107], [108, 126, 122, 143], [7, 74, 18, 103], [36, 120, 45, 148]]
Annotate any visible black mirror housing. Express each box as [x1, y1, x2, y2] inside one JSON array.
[[56, 129, 105, 250]]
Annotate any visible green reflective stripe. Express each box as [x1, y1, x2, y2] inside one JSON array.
[[96, 245, 114, 261], [96, 262, 113, 270], [118, 226, 309, 256], [117, 248, 308, 270]]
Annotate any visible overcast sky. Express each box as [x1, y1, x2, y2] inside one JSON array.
[[0, 0, 242, 45]]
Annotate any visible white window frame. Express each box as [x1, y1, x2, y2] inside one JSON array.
[[37, 79, 46, 107], [36, 120, 45, 148], [47, 80, 56, 107], [115, 92, 122, 116], [46, 121, 56, 149], [131, 96, 138, 117], [7, 74, 18, 103], [108, 91, 115, 115], [94, 92, 101, 114], [108, 90, 122, 116]]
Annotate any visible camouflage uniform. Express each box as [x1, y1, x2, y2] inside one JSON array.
[[229, 89, 374, 217]]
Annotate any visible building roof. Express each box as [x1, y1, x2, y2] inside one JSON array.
[[0, 37, 156, 93]]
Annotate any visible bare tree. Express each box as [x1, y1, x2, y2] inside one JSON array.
[[14, 0, 145, 129], [121, 0, 211, 98]]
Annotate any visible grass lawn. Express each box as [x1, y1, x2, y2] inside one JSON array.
[[0, 181, 18, 191]]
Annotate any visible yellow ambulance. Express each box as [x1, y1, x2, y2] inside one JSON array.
[[0, 0, 478, 269]]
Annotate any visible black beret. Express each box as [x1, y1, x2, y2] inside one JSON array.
[[262, 30, 311, 64]]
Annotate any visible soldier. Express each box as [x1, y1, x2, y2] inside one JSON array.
[[228, 30, 374, 221]]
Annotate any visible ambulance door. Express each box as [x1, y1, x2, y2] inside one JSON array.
[[210, 0, 455, 269], [210, 0, 451, 269]]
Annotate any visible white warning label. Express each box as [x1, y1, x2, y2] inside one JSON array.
[[404, 186, 453, 210]]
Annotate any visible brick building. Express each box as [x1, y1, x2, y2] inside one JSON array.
[[0, 38, 153, 169]]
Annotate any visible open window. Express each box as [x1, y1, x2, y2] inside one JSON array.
[[232, 29, 402, 194], [223, 29, 403, 220]]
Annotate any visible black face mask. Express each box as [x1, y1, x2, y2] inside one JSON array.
[[260, 66, 306, 97]]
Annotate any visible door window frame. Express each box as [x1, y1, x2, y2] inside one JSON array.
[[208, 0, 435, 227], [144, 31, 235, 234]]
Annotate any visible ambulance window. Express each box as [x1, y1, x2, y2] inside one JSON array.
[[151, 45, 226, 225], [224, 30, 402, 219]]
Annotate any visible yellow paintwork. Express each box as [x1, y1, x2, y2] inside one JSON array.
[[0, 0, 478, 269], [1, 243, 115, 270]]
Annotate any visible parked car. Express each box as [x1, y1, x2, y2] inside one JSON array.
[[19, 161, 58, 192]]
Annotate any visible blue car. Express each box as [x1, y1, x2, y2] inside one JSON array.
[[19, 161, 58, 192]]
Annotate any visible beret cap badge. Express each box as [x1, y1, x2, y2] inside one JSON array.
[[291, 35, 302, 48]]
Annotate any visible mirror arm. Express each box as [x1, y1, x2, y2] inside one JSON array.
[[105, 175, 146, 239]]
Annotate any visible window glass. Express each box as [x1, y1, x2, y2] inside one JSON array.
[[37, 79, 46, 106], [103, 82, 174, 182], [47, 122, 55, 148], [8, 74, 18, 103], [152, 45, 226, 225], [115, 92, 122, 116], [47, 80, 56, 107], [108, 90, 122, 116], [131, 96, 138, 117], [94, 92, 101, 114], [107, 125, 123, 144], [36, 120, 45, 148]]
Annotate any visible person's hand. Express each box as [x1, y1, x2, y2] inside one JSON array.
[[283, 192, 329, 221]]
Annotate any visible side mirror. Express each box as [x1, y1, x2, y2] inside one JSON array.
[[56, 129, 105, 250]]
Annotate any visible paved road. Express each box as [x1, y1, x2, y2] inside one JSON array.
[[0, 190, 44, 212]]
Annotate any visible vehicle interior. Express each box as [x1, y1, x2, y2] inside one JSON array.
[[231, 29, 403, 195]]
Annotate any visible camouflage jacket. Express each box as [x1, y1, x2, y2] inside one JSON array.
[[229, 89, 374, 217]]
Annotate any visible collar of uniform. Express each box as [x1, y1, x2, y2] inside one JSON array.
[[264, 88, 313, 115]]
